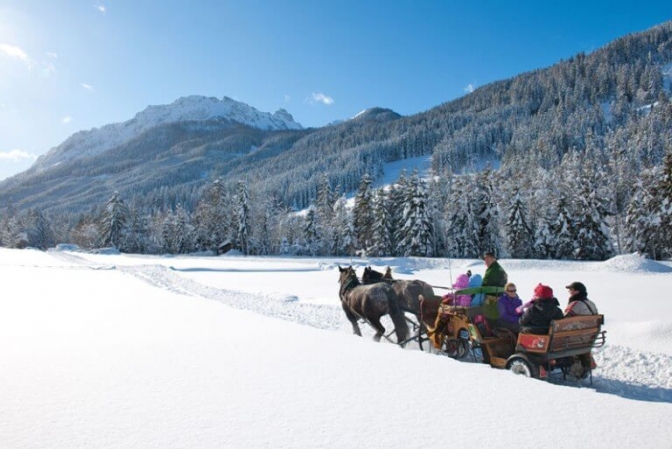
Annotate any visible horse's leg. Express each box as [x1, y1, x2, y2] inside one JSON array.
[[351, 319, 362, 336], [368, 317, 386, 342], [342, 305, 362, 336]]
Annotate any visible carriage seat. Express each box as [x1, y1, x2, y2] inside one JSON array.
[[517, 314, 605, 356]]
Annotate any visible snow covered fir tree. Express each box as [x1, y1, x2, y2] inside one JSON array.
[[1, 21, 672, 260]]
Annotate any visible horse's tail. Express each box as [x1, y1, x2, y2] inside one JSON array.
[[387, 290, 409, 343]]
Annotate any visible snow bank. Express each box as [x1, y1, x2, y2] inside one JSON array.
[[600, 253, 672, 274]]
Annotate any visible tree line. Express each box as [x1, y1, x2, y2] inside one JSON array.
[[2, 144, 670, 261]]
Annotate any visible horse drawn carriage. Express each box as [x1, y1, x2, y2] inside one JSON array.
[[469, 311, 606, 380], [338, 265, 607, 382], [423, 285, 607, 381]]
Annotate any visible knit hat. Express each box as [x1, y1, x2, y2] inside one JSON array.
[[533, 283, 554, 300]]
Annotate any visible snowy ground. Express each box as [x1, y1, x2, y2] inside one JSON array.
[[0, 248, 670, 448]]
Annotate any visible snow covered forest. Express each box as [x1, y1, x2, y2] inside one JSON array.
[[1, 22, 672, 260], [1, 147, 671, 261]]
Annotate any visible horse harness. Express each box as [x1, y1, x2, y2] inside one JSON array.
[[339, 274, 360, 300]]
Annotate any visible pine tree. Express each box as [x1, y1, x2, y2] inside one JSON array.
[[26, 208, 54, 250], [353, 173, 374, 255], [657, 148, 672, 258], [123, 210, 152, 254], [369, 188, 394, 256], [235, 180, 251, 255], [549, 195, 575, 259], [427, 176, 449, 257], [504, 190, 535, 258], [193, 179, 231, 251], [98, 192, 129, 249], [397, 170, 434, 256], [315, 174, 334, 225], [302, 206, 319, 256], [625, 150, 672, 259], [314, 174, 334, 254], [159, 205, 194, 254], [572, 174, 614, 260], [445, 176, 479, 258], [624, 178, 659, 257], [387, 171, 408, 256], [533, 215, 554, 259], [474, 169, 501, 256], [332, 196, 356, 256]]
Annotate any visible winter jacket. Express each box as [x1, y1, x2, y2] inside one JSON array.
[[564, 292, 598, 316], [497, 293, 522, 323], [442, 273, 473, 306], [482, 261, 508, 288], [452, 273, 472, 306], [469, 274, 484, 306], [519, 297, 564, 334]]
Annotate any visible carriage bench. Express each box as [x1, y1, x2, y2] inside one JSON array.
[[516, 314, 606, 358], [469, 314, 606, 379]]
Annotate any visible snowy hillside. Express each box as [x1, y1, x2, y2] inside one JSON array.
[[1, 248, 670, 448], [31, 96, 302, 171]]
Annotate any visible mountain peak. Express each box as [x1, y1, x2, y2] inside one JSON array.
[[350, 107, 402, 123], [273, 108, 296, 124], [32, 96, 303, 171], [137, 96, 302, 131]]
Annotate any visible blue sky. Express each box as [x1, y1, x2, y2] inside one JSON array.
[[0, 1, 670, 181]]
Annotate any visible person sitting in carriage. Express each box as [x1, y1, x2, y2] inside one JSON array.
[[468, 272, 484, 306], [564, 281, 598, 316], [519, 283, 563, 334], [494, 282, 522, 333], [441, 271, 472, 306], [564, 281, 599, 378]]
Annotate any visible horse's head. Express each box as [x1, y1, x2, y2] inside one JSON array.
[[383, 266, 394, 280], [338, 265, 360, 296], [338, 265, 357, 283], [362, 266, 384, 284]]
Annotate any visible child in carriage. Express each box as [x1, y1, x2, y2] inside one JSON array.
[[441, 271, 472, 306]]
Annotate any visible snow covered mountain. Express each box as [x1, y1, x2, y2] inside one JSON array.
[[32, 96, 302, 171]]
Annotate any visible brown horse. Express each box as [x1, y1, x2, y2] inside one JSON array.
[[362, 266, 442, 350], [338, 265, 409, 343], [361, 266, 435, 319]]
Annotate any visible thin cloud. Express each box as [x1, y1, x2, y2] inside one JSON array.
[[308, 92, 335, 106], [81, 83, 94, 91], [1, 44, 55, 76], [284, 94, 291, 103], [0, 43, 30, 63], [0, 149, 38, 162], [464, 83, 475, 94], [96, 5, 106, 13], [62, 116, 73, 124], [41, 61, 56, 77]]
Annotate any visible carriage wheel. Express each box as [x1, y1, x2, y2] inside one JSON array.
[[417, 325, 426, 351], [506, 355, 539, 378], [442, 336, 469, 359]]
